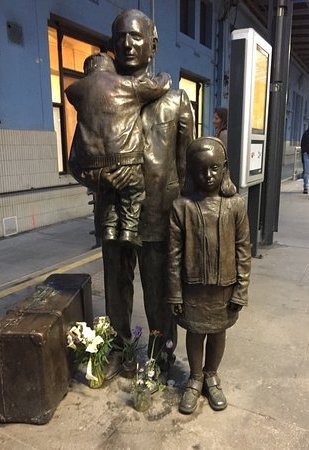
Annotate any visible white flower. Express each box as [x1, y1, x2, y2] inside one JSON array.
[[69, 326, 82, 340], [82, 326, 96, 342], [146, 380, 155, 389], [67, 334, 77, 350], [85, 358, 98, 381], [86, 335, 104, 353], [147, 369, 155, 378]]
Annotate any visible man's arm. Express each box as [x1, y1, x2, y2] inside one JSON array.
[[167, 203, 184, 311], [176, 90, 195, 188]]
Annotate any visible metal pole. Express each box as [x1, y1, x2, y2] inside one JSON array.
[[261, 0, 293, 245], [150, 0, 155, 75]]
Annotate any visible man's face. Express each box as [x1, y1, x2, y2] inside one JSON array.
[[112, 13, 154, 75]]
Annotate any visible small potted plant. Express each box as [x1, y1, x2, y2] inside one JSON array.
[[132, 330, 173, 411], [67, 316, 116, 388]]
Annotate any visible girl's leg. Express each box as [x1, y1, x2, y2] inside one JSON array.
[[204, 330, 226, 377], [186, 331, 206, 381], [179, 331, 206, 414], [203, 330, 227, 411]]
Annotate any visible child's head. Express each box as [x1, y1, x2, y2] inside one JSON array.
[[83, 52, 115, 76], [183, 137, 236, 197]]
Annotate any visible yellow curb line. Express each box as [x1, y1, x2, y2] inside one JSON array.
[[0, 251, 101, 300]]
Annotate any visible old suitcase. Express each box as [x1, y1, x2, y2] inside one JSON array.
[[0, 311, 70, 424], [10, 273, 93, 329], [0, 273, 94, 424]]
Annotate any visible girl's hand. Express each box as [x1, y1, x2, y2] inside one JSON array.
[[228, 301, 243, 312], [170, 304, 183, 316]]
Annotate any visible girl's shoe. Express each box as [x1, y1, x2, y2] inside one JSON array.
[[179, 378, 203, 414], [203, 375, 227, 411]]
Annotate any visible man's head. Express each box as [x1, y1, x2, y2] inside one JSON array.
[[112, 9, 158, 76]]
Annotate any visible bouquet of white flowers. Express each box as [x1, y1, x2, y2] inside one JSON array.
[[67, 316, 116, 388]]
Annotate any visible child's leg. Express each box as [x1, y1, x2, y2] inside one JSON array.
[[119, 164, 145, 246], [204, 330, 226, 376], [203, 330, 227, 411], [179, 331, 205, 414], [186, 331, 206, 381]]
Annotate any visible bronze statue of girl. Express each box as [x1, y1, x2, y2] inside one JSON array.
[[167, 136, 251, 414]]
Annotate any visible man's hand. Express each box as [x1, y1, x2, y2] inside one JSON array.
[[100, 166, 134, 191], [227, 301, 243, 312], [170, 304, 183, 316]]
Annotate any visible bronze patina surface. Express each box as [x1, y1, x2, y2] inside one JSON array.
[[69, 9, 194, 375]]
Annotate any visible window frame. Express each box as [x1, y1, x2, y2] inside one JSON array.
[[48, 16, 109, 173]]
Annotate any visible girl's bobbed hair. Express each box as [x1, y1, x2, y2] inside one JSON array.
[[182, 136, 237, 198]]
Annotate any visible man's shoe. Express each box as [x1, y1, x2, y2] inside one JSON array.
[[119, 230, 142, 247], [104, 351, 123, 380], [303, 189, 308, 194], [179, 378, 203, 414], [203, 375, 227, 411]]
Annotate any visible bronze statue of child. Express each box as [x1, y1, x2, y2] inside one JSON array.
[[167, 136, 251, 414], [66, 53, 171, 246]]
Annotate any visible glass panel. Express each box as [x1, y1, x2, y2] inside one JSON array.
[[53, 106, 63, 172], [200, 0, 212, 48], [62, 36, 100, 72], [198, 83, 203, 137], [179, 77, 197, 102], [63, 76, 79, 159], [252, 44, 268, 134], [180, 0, 195, 38], [48, 27, 61, 103]]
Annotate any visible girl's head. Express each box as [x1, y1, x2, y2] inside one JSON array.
[[213, 107, 228, 135], [183, 137, 236, 197]]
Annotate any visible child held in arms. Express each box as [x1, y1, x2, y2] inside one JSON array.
[[66, 52, 171, 246]]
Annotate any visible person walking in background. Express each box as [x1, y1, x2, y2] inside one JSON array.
[[300, 126, 309, 194], [213, 107, 228, 148]]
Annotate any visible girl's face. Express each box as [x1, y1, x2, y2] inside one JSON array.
[[213, 112, 222, 130], [190, 148, 226, 196]]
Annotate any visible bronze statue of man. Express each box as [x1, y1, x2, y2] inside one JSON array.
[[69, 9, 194, 379]]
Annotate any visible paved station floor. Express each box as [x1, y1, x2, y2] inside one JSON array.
[[0, 179, 308, 450]]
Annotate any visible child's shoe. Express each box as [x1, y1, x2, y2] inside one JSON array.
[[203, 375, 227, 411], [179, 378, 203, 414]]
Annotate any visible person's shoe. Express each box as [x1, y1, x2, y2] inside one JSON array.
[[102, 227, 118, 242], [179, 378, 203, 414], [104, 351, 123, 380], [303, 189, 308, 194], [203, 375, 227, 411], [119, 230, 142, 247]]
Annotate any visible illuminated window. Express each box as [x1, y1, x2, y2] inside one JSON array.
[[179, 75, 204, 137], [48, 24, 103, 173]]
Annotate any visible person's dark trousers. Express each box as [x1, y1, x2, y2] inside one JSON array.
[[138, 242, 177, 370], [102, 240, 177, 369], [102, 242, 136, 348]]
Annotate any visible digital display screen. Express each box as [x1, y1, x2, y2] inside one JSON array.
[[252, 44, 269, 134]]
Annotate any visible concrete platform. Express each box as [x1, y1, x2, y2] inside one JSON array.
[[0, 179, 308, 450]]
